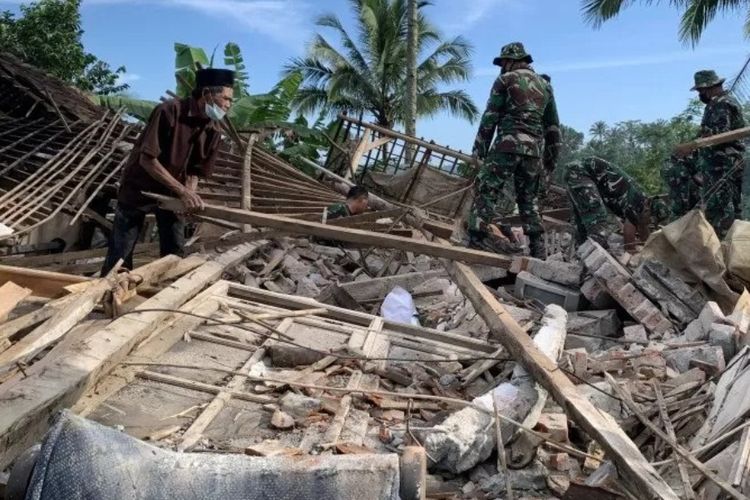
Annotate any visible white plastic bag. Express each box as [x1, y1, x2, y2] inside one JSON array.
[[380, 286, 420, 326]]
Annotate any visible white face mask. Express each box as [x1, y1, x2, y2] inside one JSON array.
[[204, 101, 226, 122]]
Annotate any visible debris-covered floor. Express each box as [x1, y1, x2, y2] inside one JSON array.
[[3, 51, 750, 500]]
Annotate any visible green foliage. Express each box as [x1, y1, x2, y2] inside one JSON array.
[[90, 94, 157, 122], [224, 42, 249, 98], [0, 0, 128, 94], [559, 102, 703, 194], [230, 71, 303, 128], [581, 0, 750, 45], [285, 0, 478, 128], [174, 42, 210, 97]]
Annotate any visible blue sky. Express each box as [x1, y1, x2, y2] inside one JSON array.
[[3, 0, 748, 151]]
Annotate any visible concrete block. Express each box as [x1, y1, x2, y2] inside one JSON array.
[[511, 256, 583, 287], [578, 240, 674, 337], [708, 323, 738, 362], [581, 278, 615, 309], [684, 319, 707, 341], [280, 392, 322, 419], [514, 271, 581, 311], [663, 345, 726, 373], [700, 302, 728, 333], [565, 310, 621, 352], [632, 260, 706, 326], [623, 325, 648, 343]]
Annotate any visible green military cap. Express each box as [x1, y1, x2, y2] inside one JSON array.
[[691, 70, 725, 91], [493, 42, 533, 66]]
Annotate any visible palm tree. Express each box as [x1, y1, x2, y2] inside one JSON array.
[[581, 0, 750, 45], [589, 121, 608, 142], [284, 0, 478, 130]]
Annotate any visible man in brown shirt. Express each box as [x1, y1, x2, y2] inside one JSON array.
[[102, 68, 234, 274]]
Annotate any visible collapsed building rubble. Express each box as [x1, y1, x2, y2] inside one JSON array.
[[2, 59, 750, 500]]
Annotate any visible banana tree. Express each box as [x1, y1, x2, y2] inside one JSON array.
[[92, 42, 335, 167]]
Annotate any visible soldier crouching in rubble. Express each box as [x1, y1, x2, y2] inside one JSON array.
[[467, 42, 561, 259], [664, 70, 746, 237], [566, 157, 670, 252], [325, 185, 370, 221], [101, 68, 235, 275]]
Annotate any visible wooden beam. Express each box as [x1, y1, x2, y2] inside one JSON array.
[[0, 267, 119, 374], [147, 193, 509, 268], [326, 208, 404, 227], [338, 114, 476, 164], [0, 282, 31, 321], [0, 265, 90, 298], [605, 372, 746, 500], [297, 157, 454, 239], [241, 133, 257, 232], [0, 241, 266, 469], [678, 126, 750, 153], [444, 260, 679, 500]]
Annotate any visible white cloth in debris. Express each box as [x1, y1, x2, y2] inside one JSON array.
[[380, 286, 420, 326]]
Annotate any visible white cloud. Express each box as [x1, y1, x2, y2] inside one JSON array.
[[444, 0, 520, 34], [116, 72, 141, 85], [80, 0, 313, 49], [476, 45, 748, 77]]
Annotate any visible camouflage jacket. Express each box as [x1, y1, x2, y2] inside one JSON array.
[[473, 68, 561, 160], [326, 202, 350, 221], [701, 91, 746, 156]]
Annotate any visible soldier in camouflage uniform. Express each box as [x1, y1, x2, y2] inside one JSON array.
[[662, 152, 701, 220], [325, 185, 369, 221], [566, 157, 669, 250], [468, 42, 561, 259], [666, 70, 745, 237]]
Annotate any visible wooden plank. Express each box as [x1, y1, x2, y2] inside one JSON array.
[[0, 241, 265, 469], [326, 208, 404, 227], [653, 382, 695, 500], [445, 260, 679, 500], [0, 267, 120, 373], [137, 370, 274, 404], [732, 427, 750, 491], [148, 193, 510, 268], [0, 293, 78, 342], [678, 126, 750, 153], [227, 283, 497, 354], [178, 318, 295, 451], [0, 282, 31, 321], [0, 264, 90, 298], [241, 133, 256, 232], [338, 270, 446, 301], [73, 282, 229, 416], [605, 373, 746, 500]]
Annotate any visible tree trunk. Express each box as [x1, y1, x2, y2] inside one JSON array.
[[404, 0, 418, 163]]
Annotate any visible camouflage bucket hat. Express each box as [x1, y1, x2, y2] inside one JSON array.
[[691, 70, 725, 91], [493, 42, 533, 66]]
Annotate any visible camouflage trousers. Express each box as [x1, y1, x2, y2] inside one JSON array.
[[565, 157, 646, 246], [663, 153, 742, 238], [468, 152, 544, 239], [662, 155, 701, 221]]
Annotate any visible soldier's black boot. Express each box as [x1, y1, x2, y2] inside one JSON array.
[[529, 235, 547, 259]]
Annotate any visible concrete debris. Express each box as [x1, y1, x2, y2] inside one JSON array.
[[280, 392, 322, 419], [270, 410, 295, 429], [423, 305, 567, 473], [511, 256, 583, 287], [578, 240, 675, 338], [580, 276, 616, 309], [6, 64, 750, 500], [515, 271, 582, 311], [663, 345, 726, 373]]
